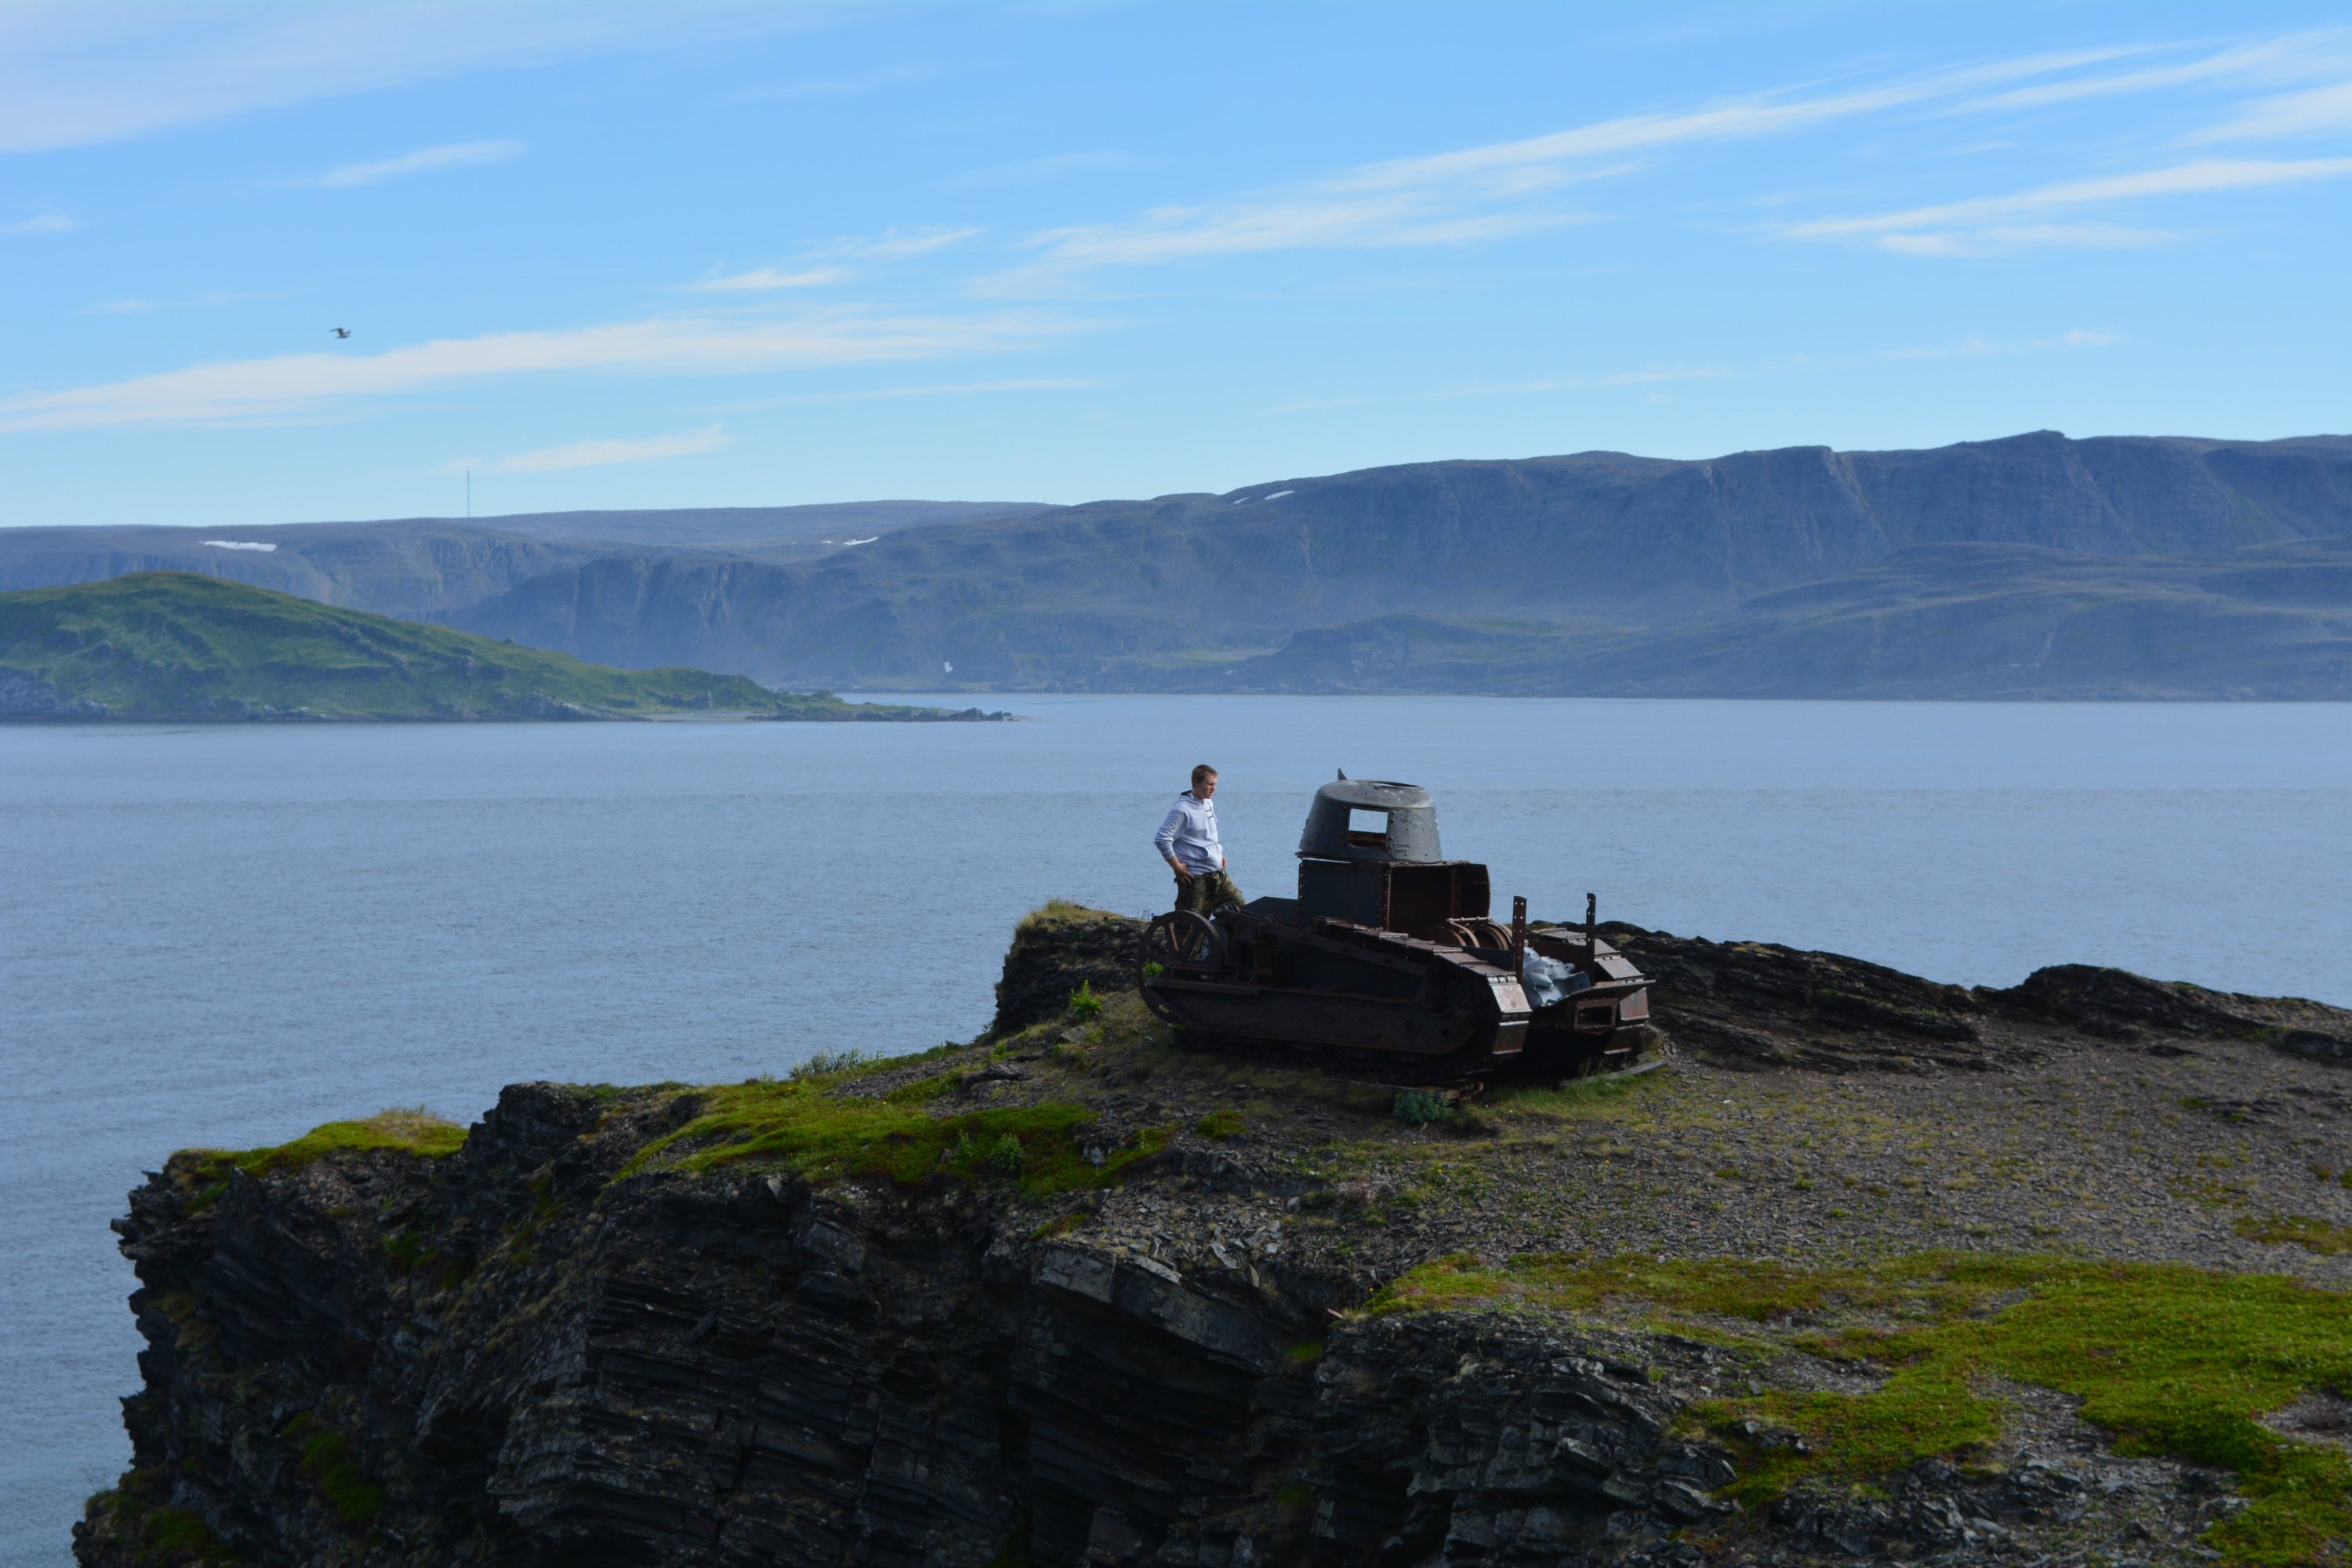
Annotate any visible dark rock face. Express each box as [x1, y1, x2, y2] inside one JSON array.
[[78, 1083, 1731, 1568], [1601, 924, 2352, 1073], [994, 909, 1145, 1036]]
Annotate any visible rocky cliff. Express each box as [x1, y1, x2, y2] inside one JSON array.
[[9, 433, 2348, 697], [78, 909, 2352, 1566]]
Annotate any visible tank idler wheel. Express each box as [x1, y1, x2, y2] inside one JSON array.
[[1136, 911, 1228, 1020]]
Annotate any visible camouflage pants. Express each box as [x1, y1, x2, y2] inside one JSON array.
[[1174, 867, 1244, 915]]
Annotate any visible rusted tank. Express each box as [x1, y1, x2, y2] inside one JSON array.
[[1136, 777, 1652, 1081]]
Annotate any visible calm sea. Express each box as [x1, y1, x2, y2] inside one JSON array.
[[4, 695, 2347, 1563]]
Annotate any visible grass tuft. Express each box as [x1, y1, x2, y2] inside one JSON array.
[[1018, 898, 1102, 929], [1194, 1110, 1246, 1142], [182, 1108, 465, 1210], [2234, 1212, 2352, 1256], [621, 1078, 1160, 1198]]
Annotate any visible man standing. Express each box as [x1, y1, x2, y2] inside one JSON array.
[[1155, 764, 1243, 915]]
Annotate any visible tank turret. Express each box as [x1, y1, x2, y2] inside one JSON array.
[[1296, 778, 1443, 864], [1294, 775, 1486, 931]]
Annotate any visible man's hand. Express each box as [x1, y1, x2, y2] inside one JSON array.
[[1171, 860, 1194, 884]]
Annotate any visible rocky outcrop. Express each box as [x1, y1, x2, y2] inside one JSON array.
[[78, 1082, 1744, 1568], [994, 908, 1145, 1035], [1600, 923, 2352, 1073], [0, 670, 107, 716]]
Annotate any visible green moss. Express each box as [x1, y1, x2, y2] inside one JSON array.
[[621, 1079, 1160, 1198], [1067, 982, 1104, 1019], [1488, 1071, 1660, 1117], [82, 1471, 235, 1566], [1194, 1110, 1246, 1142], [183, 1108, 465, 1211], [2234, 1212, 2352, 1256], [292, 1419, 384, 1526], [1018, 898, 1105, 929], [1368, 1251, 2352, 1567]]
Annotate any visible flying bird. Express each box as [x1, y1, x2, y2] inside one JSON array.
[[330, 327, 351, 339]]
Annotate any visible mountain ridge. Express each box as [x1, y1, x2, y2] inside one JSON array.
[[434, 431, 2352, 692], [5, 431, 2347, 697], [0, 572, 993, 721]]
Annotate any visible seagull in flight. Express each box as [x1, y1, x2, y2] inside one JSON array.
[[330, 327, 351, 339]]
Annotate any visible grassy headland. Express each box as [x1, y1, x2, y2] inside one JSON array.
[[0, 572, 994, 721]]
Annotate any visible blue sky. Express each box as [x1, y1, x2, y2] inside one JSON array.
[[5, 1, 2350, 528]]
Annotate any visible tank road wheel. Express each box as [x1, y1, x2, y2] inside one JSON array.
[[1136, 911, 1227, 1022]]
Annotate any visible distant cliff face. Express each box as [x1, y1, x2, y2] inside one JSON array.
[[0, 524, 608, 618], [434, 433, 2352, 689], [8, 433, 2348, 696]]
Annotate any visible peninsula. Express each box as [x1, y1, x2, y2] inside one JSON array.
[[79, 907, 2352, 1567], [0, 572, 1004, 722]]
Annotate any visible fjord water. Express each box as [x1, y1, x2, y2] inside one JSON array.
[[4, 696, 2347, 1563]]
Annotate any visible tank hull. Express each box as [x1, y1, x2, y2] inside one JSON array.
[[1138, 778, 1655, 1082], [1140, 906, 1650, 1083]]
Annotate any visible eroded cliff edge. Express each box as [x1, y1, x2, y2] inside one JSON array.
[[81, 911, 2352, 1567]]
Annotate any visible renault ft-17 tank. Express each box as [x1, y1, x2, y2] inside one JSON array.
[[1135, 777, 1651, 1081]]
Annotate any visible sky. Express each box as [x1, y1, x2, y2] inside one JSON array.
[[4, 0, 2350, 528]]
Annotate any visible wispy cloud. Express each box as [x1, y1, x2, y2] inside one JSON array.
[[306, 139, 522, 187], [1878, 328, 2127, 358], [2188, 78, 2352, 144], [1775, 155, 2352, 253], [478, 425, 728, 474], [0, 2, 824, 154], [765, 377, 1103, 405], [682, 264, 853, 293], [91, 289, 274, 314], [980, 45, 2162, 293], [0, 307, 1082, 431], [677, 230, 978, 298], [1952, 34, 2350, 114], [3, 212, 76, 234], [810, 225, 985, 262]]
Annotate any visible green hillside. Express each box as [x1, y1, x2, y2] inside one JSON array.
[[0, 572, 960, 721]]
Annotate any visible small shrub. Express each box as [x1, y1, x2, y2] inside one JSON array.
[[1067, 982, 1103, 1020], [1195, 1110, 1246, 1142], [790, 1047, 875, 1080], [1142, 961, 1165, 978], [1392, 1090, 1452, 1125], [989, 1135, 1026, 1174]]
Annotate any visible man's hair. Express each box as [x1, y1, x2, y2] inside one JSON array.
[[1191, 764, 1218, 788]]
